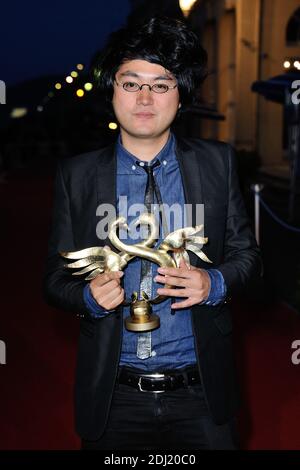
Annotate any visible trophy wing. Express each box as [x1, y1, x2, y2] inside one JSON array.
[[160, 223, 212, 265], [185, 242, 212, 263], [60, 247, 107, 280], [172, 249, 191, 268], [161, 224, 204, 249]]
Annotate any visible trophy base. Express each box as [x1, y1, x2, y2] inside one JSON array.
[[125, 314, 160, 332]]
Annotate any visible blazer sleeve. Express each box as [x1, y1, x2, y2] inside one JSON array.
[[216, 144, 262, 295], [42, 160, 89, 316]]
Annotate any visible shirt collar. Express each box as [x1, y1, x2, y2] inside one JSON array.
[[116, 132, 176, 174]]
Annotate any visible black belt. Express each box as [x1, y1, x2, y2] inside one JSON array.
[[117, 365, 201, 393]]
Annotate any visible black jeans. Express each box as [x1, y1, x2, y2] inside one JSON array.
[[81, 381, 239, 450]]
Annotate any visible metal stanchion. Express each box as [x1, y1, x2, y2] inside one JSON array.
[[251, 184, 264, 245]]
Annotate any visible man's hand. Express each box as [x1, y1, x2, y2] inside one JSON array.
[[155, 258, 211, 309], [89, 271, 124, 311]]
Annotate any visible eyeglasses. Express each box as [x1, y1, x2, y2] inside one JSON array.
[[115, 79, 177, 94]]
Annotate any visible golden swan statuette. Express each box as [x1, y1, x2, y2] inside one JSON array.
[[61, 213, 211, 331]]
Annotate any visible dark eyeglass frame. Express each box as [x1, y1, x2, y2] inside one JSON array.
[[114, 79, 177, 94]]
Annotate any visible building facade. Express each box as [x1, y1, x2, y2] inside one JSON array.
[[189, 0, 300, 170]]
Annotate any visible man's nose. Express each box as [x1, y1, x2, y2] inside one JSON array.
[[136, 85, 154, 105]]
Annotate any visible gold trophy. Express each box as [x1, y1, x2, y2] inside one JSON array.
[[61, 213, 211, 332]]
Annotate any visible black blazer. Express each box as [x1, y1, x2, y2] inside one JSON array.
[[43, 137, 261, 440]]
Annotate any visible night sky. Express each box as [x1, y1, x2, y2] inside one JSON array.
[[1, 0, 131, 86]]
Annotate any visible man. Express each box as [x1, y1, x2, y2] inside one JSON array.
[[43, 17, 261, 450]]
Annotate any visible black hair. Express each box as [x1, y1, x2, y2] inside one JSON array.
[[91, 16, 207, 110]]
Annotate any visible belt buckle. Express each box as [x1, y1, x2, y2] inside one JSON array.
[[137, 373, 166, 393]]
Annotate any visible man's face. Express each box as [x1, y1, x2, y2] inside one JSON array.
[[112, 59, 180, 141]]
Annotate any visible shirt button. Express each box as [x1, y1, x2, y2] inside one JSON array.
[[139, 162, 145, 167], [163, 160, 167, 165], [151, 350, 157, 357], [132, 165, 136, 170]]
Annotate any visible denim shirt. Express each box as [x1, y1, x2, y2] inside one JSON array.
[[83, 133, 226, 371]]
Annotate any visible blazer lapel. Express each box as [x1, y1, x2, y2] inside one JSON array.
[[175, 138, 205, 267]]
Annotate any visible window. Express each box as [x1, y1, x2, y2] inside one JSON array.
[[286, 7, 300, 46]]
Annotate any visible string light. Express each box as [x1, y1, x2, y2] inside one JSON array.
[[294, 60, 300, 69], [76, 89, 84, 97], [108, 122, 118, 130], [42, 62, 93, 109], [84, 82, 93, 91]]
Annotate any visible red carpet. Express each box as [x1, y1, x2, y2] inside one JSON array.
[[234, 299, 300, 449], [1, 171, 300, 450]]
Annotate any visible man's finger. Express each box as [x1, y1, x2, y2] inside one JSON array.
[[171, 300, 194, 309], [157, 266, 191, 278], [189, 265, 198, 271], [101, 288, 125, 310], [101, 285, 124, 303], [156, 287, 188, 297], [179, 257, 191, 270], [109, 290, 125, 309], [93, 271, 123, 287], [155, 275, 188, 288]]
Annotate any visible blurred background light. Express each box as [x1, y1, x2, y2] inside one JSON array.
[[179, 0, 197, 16], [76, 89, 84, 97], [10, 107, 28, 119], [294, 60, 300, 69], [84, 82, 93, 91]]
